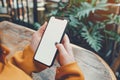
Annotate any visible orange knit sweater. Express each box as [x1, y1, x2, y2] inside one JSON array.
[[0, 45, 84, 80]]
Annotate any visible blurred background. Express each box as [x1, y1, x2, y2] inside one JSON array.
[[0, 0, 120, 79]]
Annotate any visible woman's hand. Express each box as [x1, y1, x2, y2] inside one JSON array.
[[56, 34, 75, 66], [30, 22, 47, 53], [30, 22, 47, 71], [30, 21, 75, 68]]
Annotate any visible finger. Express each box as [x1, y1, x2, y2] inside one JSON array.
[[38, 21, 47, 35], [62, 34, 70, 44], [56, 43, 68, 56], [56, 43, 68, 65], [62, 34, 74, 57], [56, 43, 75, 66]]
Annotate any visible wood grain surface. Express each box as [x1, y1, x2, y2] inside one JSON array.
[[0, 21, 116, 80]]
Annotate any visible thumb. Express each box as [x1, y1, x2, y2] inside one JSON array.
[[38, 21, 47, 34], [55, 43, 68, 66]]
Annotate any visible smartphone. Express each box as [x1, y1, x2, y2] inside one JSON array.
[[34, 16, 68, 67]]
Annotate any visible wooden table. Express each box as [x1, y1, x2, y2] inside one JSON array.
[[0, 21, 116, 80]]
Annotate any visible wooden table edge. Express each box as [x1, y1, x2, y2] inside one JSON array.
[[70, 44, 117, 80]]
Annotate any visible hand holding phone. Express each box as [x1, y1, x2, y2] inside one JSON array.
[[34, 16, 68, 66]]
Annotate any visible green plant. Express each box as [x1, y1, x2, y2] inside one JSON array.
[[47, 0, 120, 52], [33, 22, 41, 30], [105, 30, 120, 43], [80, 22, 105, 51]]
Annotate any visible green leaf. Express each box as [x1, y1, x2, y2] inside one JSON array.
[[80, 23, 103, 52], [76, 2, 108, 20], [59, 2, 67, 9], [104, 30, 120, 42], [106, 14, 120, 25], [33, 22, 41, 30], [48, 10, 58, 16], [76, 2, 93, 19], [69, 15, 80, 27]]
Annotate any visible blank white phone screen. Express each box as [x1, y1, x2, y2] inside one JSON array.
[[34, 17, 68, 66]]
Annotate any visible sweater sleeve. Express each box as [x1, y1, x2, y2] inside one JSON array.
[[10, 45, 46, 76], [55, 62, 84, 80]]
